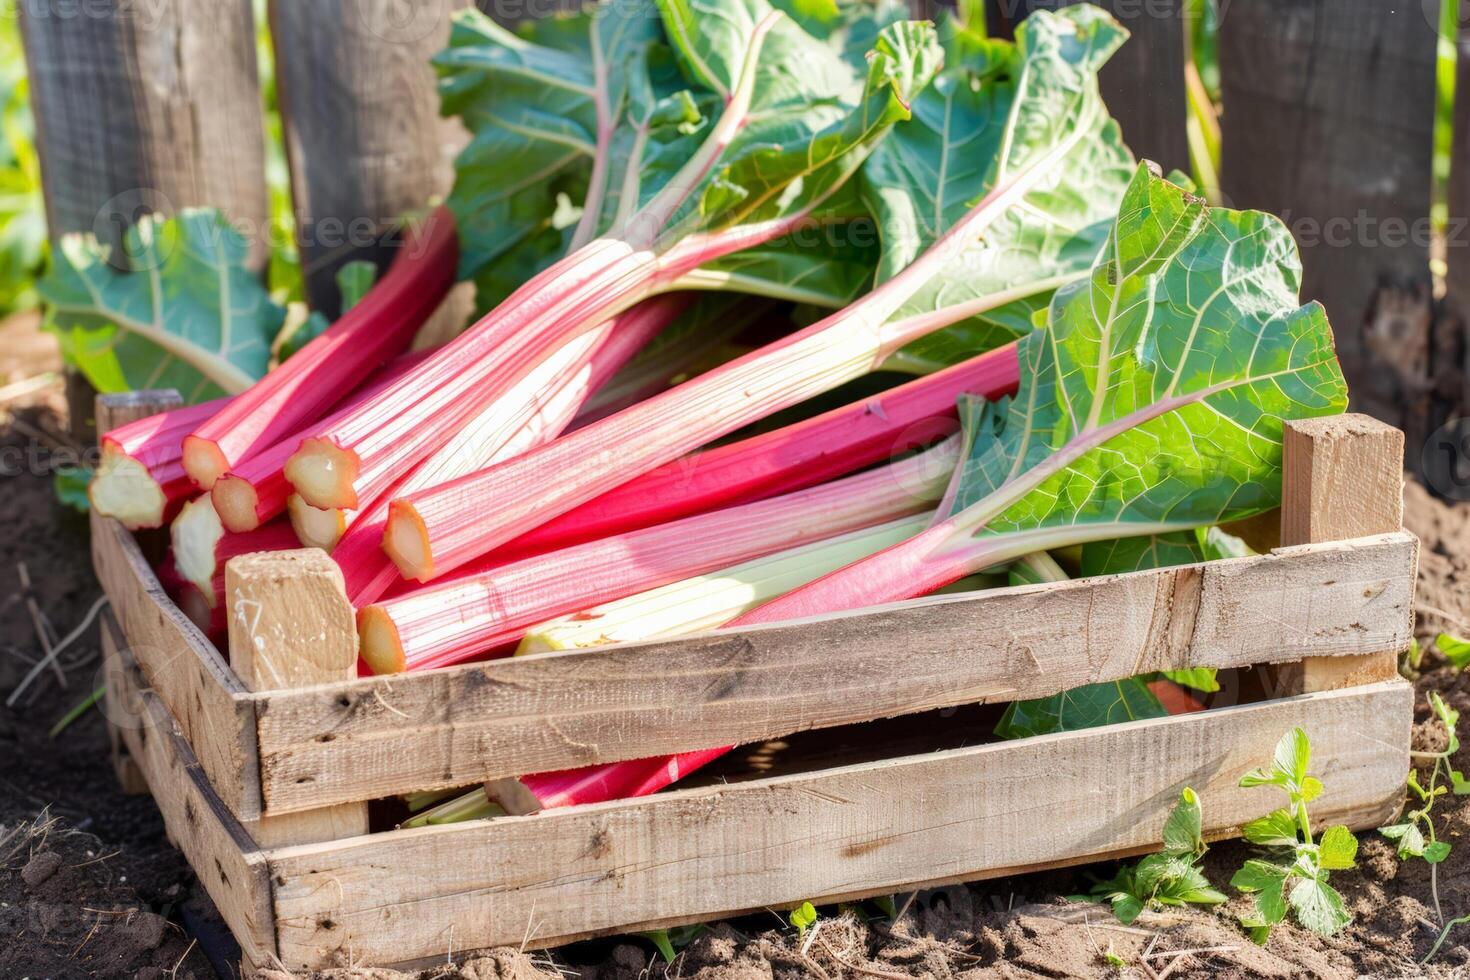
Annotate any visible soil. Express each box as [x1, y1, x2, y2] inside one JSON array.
[[3, 309, 1470, 980]]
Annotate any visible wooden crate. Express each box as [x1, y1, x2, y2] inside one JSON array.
[[93, 395, 1419, 973]]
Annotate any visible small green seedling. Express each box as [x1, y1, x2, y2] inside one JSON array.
[[1231, 727, 1358, 943], [1102, 942, 1127, 969], [638, 925, 704, 964], [1380, 691, 1470, 938], [1091, 787, 1226, 924], [789, 901, 819, 937]]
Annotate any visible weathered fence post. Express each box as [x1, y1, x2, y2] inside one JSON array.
[[269, 0, 474, 330], [1219, 0, 1438, 474], [18, 0, 270, 434], [1009, 0, 1190, 176]]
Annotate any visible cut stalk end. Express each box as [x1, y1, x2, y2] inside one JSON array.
[[212, 474, 262, 534], [181, 434, 230, 490], [89, 445, 167, 530], [285, 436, 361, 510], [172, 496, 225, 596], [357, 605, 407, 675], [383, 500, 434, 581], [288, 494, 347, 551]]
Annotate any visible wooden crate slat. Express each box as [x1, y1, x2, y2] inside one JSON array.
[[266, 681, 1410, 969], [1219, 0, 1437, 435], [91, 509, 263, 821], [101, 616, 277, 965], [250, 530, 1416, 815]]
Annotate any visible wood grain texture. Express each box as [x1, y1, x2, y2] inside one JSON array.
[[268, 0, 473, 317], [101, 614, 277, 965], [251, 531, 1416, 814], [1014, 0, 1189, 174], [96, 391, 185, 433], [18, 0, 269, 267], [266, 681, 1411, 969], [1219, 0, 1437, 424], [91, 510, 263, 821], [1279, 415, 1408, 692], [226, 550, 369, 844]]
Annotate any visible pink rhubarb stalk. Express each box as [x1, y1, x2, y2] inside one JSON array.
[[357, 438, 957, 673], [384, 154, 1062, 582], [181, 206, 458, 489], [334, 294, 692, 606], [209, 348, 440, 533], [282, 14, 834, 516], [170, 497, 302, 615], [91, 396, 230, 529], [493, 344, 1021, 562]]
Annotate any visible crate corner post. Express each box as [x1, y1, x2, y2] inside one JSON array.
[[225, 550, 370, 848], [1277, 413, 1412, 694]]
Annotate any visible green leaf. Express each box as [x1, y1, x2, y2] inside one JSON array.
[[1109, 893, 1144, 926], [1288, 878, 1350, 937], [1382, 821, 1427, 859], [1317, 825, 1357, 871], [1242, 809, 1298, 848], [789, 900, 818, 935], [640, 929, 677, 963], [1162, 668, 1220, 694], [1162, 787, 1204, 857], [1197, 524, 1254, 561], [865, 5, 1134, 371], [995, 677, 1166, 740], [1079, 532, 1202, 577], [40, 210, 283, 402], [1273, 728, 1312, 792], [335, 260, 378, 313], [1425, 841, 1453, 864], [942, 165, 1348, 571], [1298, 776, 1324, 804], [1431, 691, 1463, 756], [53, 466, 92, 514], [1437, 633, 1470, 669], [1243, 920, 1273, 945], [1231, 859, 1287, 896]]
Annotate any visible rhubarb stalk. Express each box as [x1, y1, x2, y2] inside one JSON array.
[[359, 438, 957, 673], [332, 294, 691, 605], [282, 16, 939, 515], [90, 396, 230, 529], [181, 207, 458, 489]]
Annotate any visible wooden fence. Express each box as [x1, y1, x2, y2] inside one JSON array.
[[18, 0, 1470, 490]]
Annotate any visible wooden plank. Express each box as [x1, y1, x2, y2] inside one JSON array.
[[268, 0, 473, 324], [91, 510, 263, 821], [251, 531, 1416, 814], [1013, 0, 1189, 174], [101, 615, 278, 965], [267, 681, 1411, 969], [18, 0, 268, 265], [1219, 0, 1437, 439], [227, 551, 369, 845], [1278, 415, 1408, 693]]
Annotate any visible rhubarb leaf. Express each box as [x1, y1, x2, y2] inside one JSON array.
[[945, 164, 1349, 549], [629, 0, 941, 246], [864, 6, 1135, 372], [995, 677, 1166, 740], [40, 209, 283, 402]]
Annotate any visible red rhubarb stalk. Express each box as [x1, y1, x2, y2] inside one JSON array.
[[171, 497, 302, 613], [357, 438, 957, 673], [382, 158, 1060, 582], [90, 396, 230, 529], [209, 347, 439, 533], [334, 295, 692, 605], [494, 344, 1020, 562], [180, 207, 458, 489], [282, 13, 872, 515]]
